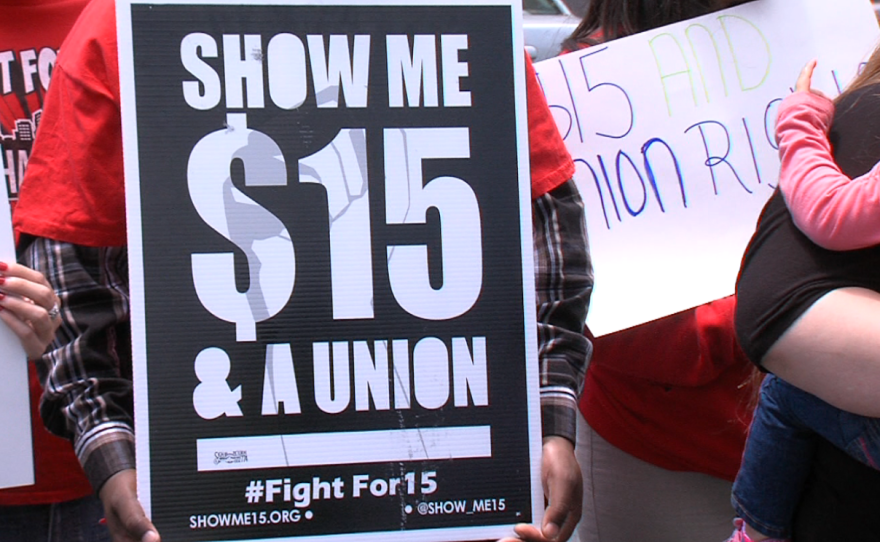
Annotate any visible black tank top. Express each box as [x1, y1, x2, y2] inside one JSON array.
[[735, 83, 880, 364]]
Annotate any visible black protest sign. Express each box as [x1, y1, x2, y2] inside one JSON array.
[[120, 1, 540, 540]]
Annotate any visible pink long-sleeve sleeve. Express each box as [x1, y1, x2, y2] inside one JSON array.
[[776, 91, 880, 251]]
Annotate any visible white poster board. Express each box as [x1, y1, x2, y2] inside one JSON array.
[[535, 0, 880, 336], [0, 188, 33, 489]]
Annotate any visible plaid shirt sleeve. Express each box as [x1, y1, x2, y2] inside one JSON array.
[[22, 236, 136, 493], [18, 178, 591, 488], [533, 179, 594, 444]]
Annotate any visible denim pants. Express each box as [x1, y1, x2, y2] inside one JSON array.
[[0, 494, 109, 542], [731, 374, 880, 539]]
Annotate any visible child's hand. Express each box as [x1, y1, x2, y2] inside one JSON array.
[[796, 59, 827, 99]]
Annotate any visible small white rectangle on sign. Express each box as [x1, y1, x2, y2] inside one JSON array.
[[198, 425, 492, 472]]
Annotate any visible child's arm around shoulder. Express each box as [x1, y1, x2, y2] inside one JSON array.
[[777, 60, 880, 251]]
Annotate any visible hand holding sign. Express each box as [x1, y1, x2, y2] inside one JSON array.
[[499, 437, 582, 542], [0, 261, 62, 359], [100, 469, 161, 542]]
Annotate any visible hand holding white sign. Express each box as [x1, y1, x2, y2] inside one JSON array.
[[0, 261, 62, 359]]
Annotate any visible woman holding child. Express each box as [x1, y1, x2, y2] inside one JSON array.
[[731, 50, 880, 541]]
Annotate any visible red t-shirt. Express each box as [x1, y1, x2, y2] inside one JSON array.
[[581, 296, 756, 481], [0, 365, 94, 505], [526, 54, 575, 197], [14, 0, 573, 245], [0, 0, 93, 505], [14, 0, 124, 247]]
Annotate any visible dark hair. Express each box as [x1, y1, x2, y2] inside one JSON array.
[[836, 41, 880, 105], [563, 0, 751, 50]]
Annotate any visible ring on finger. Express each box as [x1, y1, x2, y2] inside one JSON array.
[[47, 303, 60, 320]]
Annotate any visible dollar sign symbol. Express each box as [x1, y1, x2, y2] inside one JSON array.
[[188, 113, 294, 341]]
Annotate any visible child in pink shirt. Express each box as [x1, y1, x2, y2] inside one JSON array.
[[776, 60, 880, 251]]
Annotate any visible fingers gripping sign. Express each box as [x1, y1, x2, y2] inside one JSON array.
[[0, 261, 63, 359], [99, 469, 162, 542], [193, 347, 243, 419], [498, 437, 582, 542]]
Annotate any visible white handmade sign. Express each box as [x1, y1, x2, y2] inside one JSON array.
[[535, 0, 880, 336]]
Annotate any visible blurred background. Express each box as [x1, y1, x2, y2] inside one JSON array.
[[525, 0, 880, 62], [523, 0, 581, 60]]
